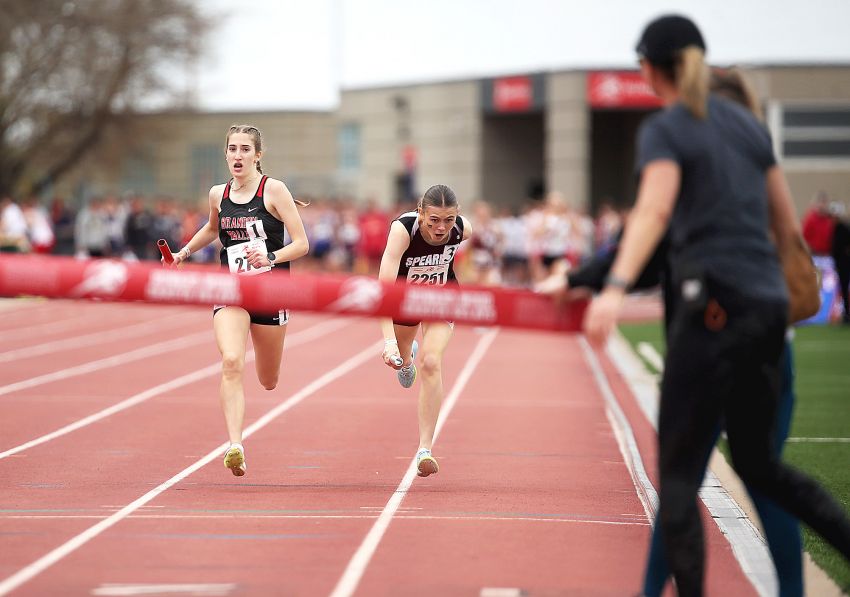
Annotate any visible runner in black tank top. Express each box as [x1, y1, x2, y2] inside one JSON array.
[[377, 184, 473, 479], [217, 175, 290, 273], [164, 124, 310, 478], [394, 210, 464, 286]]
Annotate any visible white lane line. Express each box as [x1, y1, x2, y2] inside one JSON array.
[[0, 312, 192, 363], [786, 437, 850, 443], [0, 332, 211, 397], [0, 302, 143, 339], [605, 333, 659, 429], [636, 341, 664, 372], [0, 319, 349, 460], [329, 328, 499, 597], [0, 339, 378, 597], [92, 584, 235, 596], [2, 314, 114, 341], [480, 589, 525, 597], [605, 332, 776, 597], [578, 336, 659, 520]]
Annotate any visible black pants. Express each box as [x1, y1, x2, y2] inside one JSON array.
[[837, 264, 850, 322], [658, 280, 850, 597]]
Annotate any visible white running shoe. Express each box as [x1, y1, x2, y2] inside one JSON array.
[[223, 443, 247, 476], [397, 340, 418, 389], [416, 447, 439, 477]]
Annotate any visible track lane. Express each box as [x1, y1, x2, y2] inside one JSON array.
[[0, 315, 373, 595], [349, 329, 649, 596], [0, 301, 766, 596]]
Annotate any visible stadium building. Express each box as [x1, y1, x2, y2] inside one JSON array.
[[60, 65, 850, 214]]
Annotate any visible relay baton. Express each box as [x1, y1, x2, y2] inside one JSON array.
[[157, 239, 174, 264]]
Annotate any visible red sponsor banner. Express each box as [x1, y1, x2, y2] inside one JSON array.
[[0, 255, 588, 333], [493, 76, 533, 112], [587, 71, 663, 109]]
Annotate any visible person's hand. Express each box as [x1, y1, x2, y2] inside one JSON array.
[[534, 271, 568, 298], [245, 247, 272, 269], [382, 339, 402, 369], [163, 248, 189, 267], [583, 287, 626, 346]]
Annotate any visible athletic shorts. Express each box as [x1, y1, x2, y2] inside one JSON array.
[[213, 305, 290, 326], [392, 319, 454, 329]]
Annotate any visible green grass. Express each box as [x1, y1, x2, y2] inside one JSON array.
[[618, 321, 850, 591]]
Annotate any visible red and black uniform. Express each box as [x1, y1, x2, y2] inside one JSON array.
[[218, 176, 288, 270], [215, 176, 290, 325], [393, 211, 464, 326]]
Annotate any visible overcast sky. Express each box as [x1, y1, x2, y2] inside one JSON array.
[[186, 0, 850, 111]]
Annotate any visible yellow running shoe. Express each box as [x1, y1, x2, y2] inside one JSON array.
[[223, 443, 247, 476], [416, 448, 439, 477]]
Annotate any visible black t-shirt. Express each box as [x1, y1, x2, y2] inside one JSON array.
[[635, 94, 786, 302], [395, 211, 464, 285]]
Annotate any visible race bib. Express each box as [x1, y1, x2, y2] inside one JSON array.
[[227, 238, 270, 276], [407, 264, 450, 285], [406, 244, 458, 285]]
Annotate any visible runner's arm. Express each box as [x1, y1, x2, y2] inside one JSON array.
[[379, 221, 412, 342], [258, 178, 309, 266], [171, 186, 222, 263]]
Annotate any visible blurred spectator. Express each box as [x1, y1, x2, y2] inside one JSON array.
[[310, 200, 339, 268], [355, 198, 390, 275], [74, 197, 110, 258], [103, 195, 128, 257], [152, 196, 182, 253], [496, 206, 531, 287], [335, 201, 361, 271], [831, 201, 850, 324], [22, 197, 55, 254], [533, 191, 572, 280], [125, 196, 153, 260], [570, 205, 596, 264], [468, 201, 502, 286], [182, 197, 216, 263], [0, 196, 30, 253], [802, 191, 835, 255], [594, 200, 623, 254], [50, 198, 76, 255]]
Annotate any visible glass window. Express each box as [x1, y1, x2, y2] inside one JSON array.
[[779, 105, 850, 159], [338, 123, 360, 171]]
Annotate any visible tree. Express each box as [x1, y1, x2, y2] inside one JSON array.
[[0, 0, 207, 197]]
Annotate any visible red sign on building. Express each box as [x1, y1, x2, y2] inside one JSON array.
[[493, 76, 534, 112], [587, 71, 663, 109]]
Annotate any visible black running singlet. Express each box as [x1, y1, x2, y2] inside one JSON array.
[[217, 176, 289, 273], [395, 211, 464, 285]]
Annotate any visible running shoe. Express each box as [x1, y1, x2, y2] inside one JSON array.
[[397, 340, 418, 389], [223, 443, 247, 477], [416, 447, 439, 477]]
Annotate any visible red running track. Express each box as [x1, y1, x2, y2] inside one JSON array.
[[0, 299, 757, 596]]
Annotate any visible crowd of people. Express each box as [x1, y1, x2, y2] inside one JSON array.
[[3, 186, 847, 324], [0, 188, 627, 287]]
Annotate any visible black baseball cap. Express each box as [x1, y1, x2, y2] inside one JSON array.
[[636, 15, 706, 65]]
